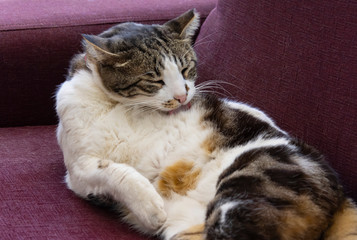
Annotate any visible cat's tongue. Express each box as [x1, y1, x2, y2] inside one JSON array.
[[168, 102, 191, 115]]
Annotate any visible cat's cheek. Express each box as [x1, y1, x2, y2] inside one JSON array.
[[185, 81, 196, 103]]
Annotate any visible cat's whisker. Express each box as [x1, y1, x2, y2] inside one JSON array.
[[196, 80, 239, 98], [182, 40, 213, 59], [192, 39, 214, 49], [196, 90, 226, 98], [197, 79, 244, 94], [121, 98, 170, 115], [181, 32, 216, 59], [196, 80, 229, 91], [192, 31, 216, 48]]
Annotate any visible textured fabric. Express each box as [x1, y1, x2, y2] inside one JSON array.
[[0, 0, 216, 127], [0, 125, 157, 240], [195, 0, 356, 200], [0, 0, 215, 31]]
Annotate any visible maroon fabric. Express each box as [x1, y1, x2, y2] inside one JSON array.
[[0, 0, 215, 31], [195, 0, 357, 200], [0, 126, 157, 240], [0, 0, 216, 127]]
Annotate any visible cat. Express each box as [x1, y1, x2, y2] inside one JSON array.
[[56, 9, 357, 240]]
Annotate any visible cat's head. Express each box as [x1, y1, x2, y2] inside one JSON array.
[[82, 9, 199, 112]]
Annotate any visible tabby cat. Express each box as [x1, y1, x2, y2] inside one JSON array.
[[56, 9, 357, 240]]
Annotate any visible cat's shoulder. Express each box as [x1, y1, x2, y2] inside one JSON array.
[[57, 69, 108, 103], [67, 53, 89, 78], [56, 69, 116, 124]]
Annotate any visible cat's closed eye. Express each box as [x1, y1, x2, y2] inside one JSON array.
[[181, 67, 189, 78], [142, 72, 165, 86], [156, 80, 165, 85], [143, 79, 165, 88], [144, 72, 156, 79]]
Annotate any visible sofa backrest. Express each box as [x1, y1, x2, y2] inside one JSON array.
[[0, 0, 215, 127], [195, 0, 357, 200]]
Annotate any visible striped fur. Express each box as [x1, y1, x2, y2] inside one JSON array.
[[70, 14, 197, 99], [199, 96, 354, 240]]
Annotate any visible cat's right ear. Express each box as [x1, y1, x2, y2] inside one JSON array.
[[164, 9, 200, 40], [82, 34, 118, 63]]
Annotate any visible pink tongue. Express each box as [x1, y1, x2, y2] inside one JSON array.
[[169, 102, 191, 115]]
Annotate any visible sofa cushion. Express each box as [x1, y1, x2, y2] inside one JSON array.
[[194, 0, 357, 200], [0, 0, 216, 127], [0, 125, 157, 239]]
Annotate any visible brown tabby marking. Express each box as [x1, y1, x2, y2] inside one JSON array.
[[200, 135, 218, 156], [158, 160, 200, 197], [278, 195, 326, 240], [163, 99, 179, 109], [172, 224, 205, 240], [185, 84, 190, 92], [324, 199, 357, 240]]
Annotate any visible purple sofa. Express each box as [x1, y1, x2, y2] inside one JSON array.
[[1, 0, 356, 239]]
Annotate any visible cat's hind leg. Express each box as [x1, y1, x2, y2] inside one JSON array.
[[65, 155, 167, 233]]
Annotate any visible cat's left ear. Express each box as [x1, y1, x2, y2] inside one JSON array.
[[82, 34, 117, 61], [82, 34, 130, 67], [164, 9, 200, 40]]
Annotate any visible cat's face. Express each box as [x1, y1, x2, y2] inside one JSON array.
[[83, 9, 199, 112]]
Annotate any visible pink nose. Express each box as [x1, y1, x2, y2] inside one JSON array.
[[174, 94, 187, 104]]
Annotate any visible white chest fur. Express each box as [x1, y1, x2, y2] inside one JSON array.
[[56, 70, 212, 182]]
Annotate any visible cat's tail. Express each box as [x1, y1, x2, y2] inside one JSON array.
[[323, 198, 357, 240]]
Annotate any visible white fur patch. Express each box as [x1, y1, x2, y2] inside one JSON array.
[[162, 57, 193, 105], [220, 201, 239, 224]]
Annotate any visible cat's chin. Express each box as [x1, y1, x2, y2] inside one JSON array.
[[167, 102, 192, 115]]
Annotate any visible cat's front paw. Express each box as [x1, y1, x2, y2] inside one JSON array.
[[135, 193, 167, 231], [171, 224, 205, 240], [129, 180, 167, 231]]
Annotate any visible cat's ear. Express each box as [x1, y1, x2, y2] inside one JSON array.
[[82, 34, 117, 62], [164, 9, 200, 40], [82, 34, 131, 67]]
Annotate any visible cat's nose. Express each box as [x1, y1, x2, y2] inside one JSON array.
[[174, 94, 187, 104]]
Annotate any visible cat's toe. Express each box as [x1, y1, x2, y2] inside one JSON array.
[[171, 232, 205, 240], [170, 224, 205, 240], [151, 207, 167, 228], [137, 197, 167, 231], [141, 209, 167, 231]]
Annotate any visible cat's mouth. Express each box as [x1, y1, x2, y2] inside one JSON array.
[[168, 102, 191, 115]]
